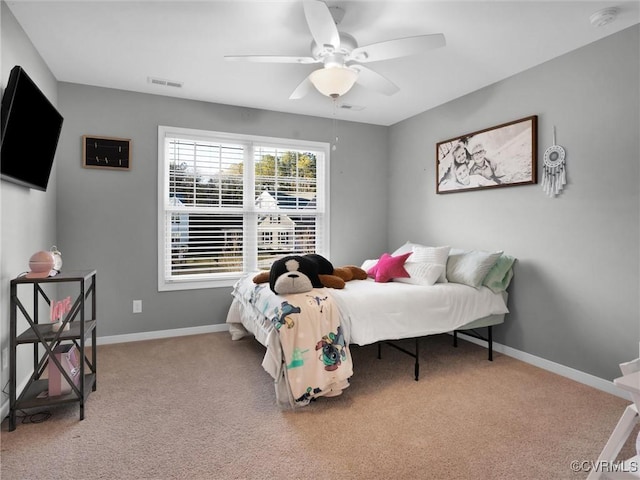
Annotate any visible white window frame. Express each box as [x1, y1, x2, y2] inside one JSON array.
[[157, 125, 330, 291]]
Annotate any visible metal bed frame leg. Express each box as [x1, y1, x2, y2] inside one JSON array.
[[453, 326, 494, 361], [377, 339, 421, 381], [414, 338, 420, 381], [377, 326, 496, 381], [488, 326, 493, 361]]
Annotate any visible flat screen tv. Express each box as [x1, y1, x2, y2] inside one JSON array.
[[1, 65, 63, 191]]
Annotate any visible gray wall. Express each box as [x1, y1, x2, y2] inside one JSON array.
[[55, 84, 388, 337], [0, 3, 60, 405], [388, 25, 640, 380]]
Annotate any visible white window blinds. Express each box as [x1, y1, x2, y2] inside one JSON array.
[[158, 126, 329, 291]]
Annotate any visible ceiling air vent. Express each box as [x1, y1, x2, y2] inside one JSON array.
[[147, 77, 183, 88], [338, 103, 364, 111]]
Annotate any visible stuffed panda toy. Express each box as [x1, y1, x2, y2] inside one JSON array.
[[269, 255, 324, 295]]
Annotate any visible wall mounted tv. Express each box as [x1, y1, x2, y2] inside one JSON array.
[[1, 65, 64, 191]]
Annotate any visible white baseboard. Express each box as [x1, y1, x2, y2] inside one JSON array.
[[2, 325, 628, 423], [95, 323, 229, 345], [454, 331, 630, 401]]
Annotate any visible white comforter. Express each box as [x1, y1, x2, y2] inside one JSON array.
[[330, 278, 509, 345], [228, 274, 508, 346]]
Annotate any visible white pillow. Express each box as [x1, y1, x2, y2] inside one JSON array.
[[411, 245, 450, 263], [360, 259, 378, 271], [391, 241, 427, 257], [446, 250, 503, 288], [410, 245, 450, 283], [394, 262, 444, 286]]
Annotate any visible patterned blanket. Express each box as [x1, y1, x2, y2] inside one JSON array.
[[232, 280, 353, 407]]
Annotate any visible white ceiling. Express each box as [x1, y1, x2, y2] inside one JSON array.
[[6, 1, 640, 126]]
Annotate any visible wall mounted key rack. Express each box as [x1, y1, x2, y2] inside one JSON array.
[[82, 135, 131, 170]]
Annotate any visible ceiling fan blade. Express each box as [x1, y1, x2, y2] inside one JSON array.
[[224, 55, 318, 64], [289, 75, 313, 100], [303, 1, 340, 50], [350, 65, 399, 96], [350, 34, 446, 63]]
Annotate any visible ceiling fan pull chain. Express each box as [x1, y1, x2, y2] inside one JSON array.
[[332, 98, 338, 151]]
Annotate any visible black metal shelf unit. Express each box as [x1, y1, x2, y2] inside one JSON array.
[[9, 270, 97, 431]]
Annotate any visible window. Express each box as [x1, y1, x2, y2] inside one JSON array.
[[158, 126, 329, 291]]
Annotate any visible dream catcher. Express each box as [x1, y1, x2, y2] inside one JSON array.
[[541, 127, 566, 197]]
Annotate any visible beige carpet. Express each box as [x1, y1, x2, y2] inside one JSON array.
[[1, 332, 636, 479]]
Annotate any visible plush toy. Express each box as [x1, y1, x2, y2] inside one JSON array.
[[254, 253, 367, 294], [268, 255, 323, 295]]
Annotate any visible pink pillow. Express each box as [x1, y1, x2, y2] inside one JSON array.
[[367, 252, 412, 283]]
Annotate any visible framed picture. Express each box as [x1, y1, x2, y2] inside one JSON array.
[[436, 115, 537, 194], [82, 135, 131, 170]]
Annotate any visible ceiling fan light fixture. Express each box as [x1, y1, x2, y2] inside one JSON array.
[[309, 66, 358, 98]]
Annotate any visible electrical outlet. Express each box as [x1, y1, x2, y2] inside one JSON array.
[[133, 300, 142, 314]]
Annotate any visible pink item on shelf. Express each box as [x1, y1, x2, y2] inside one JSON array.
[[48, 344, 80, 396], [25, 251, 54, 278]]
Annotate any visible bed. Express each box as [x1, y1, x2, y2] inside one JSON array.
[[226, 243, 514, 407]]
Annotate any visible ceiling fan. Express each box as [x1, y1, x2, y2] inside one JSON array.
[[224, 1, 446, 100]]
